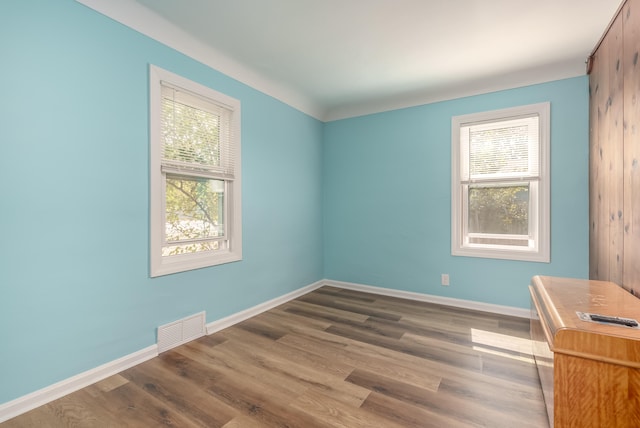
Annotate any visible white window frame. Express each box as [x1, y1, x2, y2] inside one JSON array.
[[149, 65, 242, 277], [451, 102, 550, 262]]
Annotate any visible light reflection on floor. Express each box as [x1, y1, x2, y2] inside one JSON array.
[[470, 328, 536, 364]]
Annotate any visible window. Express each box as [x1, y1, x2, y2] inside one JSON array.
[[149, 65, 242, 277], [451, 103, 550, 262]]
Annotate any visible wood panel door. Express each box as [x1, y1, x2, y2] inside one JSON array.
[[589, 0, 640, 294], [623, 0, 640, 294], [589, 11, 624, 284]]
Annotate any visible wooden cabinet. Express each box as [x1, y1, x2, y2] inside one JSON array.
[[530, 275, 640, 427], [589, 0, 640, 293]]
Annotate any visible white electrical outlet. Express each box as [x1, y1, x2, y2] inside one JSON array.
[[441, 274, 450, 286]]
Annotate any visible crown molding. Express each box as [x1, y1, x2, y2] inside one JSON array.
[[76, 1, 588, 123], [75, 0, 326, 120]]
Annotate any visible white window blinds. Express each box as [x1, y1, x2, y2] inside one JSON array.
[[460, 115, 539, 182], [160, 83, 235, 180]]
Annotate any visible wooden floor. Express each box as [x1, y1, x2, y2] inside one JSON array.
[[3, 286, 549, 427]]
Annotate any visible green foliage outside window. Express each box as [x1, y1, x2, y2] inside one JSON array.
[[161, 95, 225, 256], [468, 185, 529, 235]]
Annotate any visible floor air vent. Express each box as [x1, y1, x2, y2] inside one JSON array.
[[157, 311, 206, 353]]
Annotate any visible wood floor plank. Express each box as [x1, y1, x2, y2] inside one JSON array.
[[220, 324, 355, 379], [325, 320, 484, 372], [267, 306, 334, 331], [277, 328, 443, 391], [196, 330, 350, 395], [348, 367, 541, 428], [360, 390, 484, 428], [282, 299, 371, 323], [399, 331, 487, 369], [171, 341, 309, 400], [161, 348, 326, 428], [87, 374, 129, 395], [85, 380, 201, 427], [221, 414, 275, 428], [212, 330, 363, 401], [450, 371, 542, 411], [3, 286, 549, 427], [32, 390, 116, 428], [296, 292, 402, 321], [289, 387, 406, 428], [120, 357, 237, 427], [437, 376, 548, 424]]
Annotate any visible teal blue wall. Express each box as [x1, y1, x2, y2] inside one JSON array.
[[0, 0, 590, 407], [0, 1, 323, 403], [324, 77, 589, 308]]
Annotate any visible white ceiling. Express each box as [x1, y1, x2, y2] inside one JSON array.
[[80, 0, 621, 121]]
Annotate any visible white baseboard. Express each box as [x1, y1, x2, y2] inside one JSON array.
[[324, 279, 531, 319], [0, 277, 527, 423], [0, 280, 325, 423], [206, 279, 325, 334], [0, 345, 158, 424]]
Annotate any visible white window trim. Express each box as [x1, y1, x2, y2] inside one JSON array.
[[149, 64, 242, 277], [451, 102, 550, 263]]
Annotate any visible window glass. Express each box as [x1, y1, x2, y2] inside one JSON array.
[[164, 175, 225, 255], [150, 65, 242, 277], [451, 103, 549, 262]]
